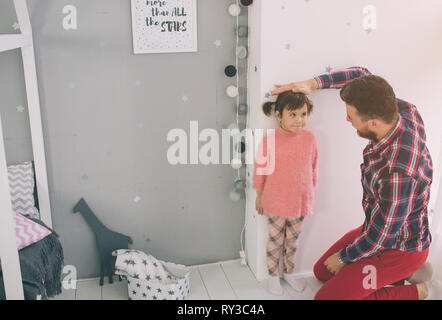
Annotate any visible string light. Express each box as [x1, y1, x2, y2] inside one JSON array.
[[239, 0, 252, 265], [236, 103, 248, 115], [226, 85, 239, 98], [234, 179, 246, 191], [240, 0, 253, 6], [237, 26, 248, 37], [236, 46, 248, 59], [225, 65, 237, 77], [225, 0, 253, 265], [228, 3, 241, 16], [231, 157, 242, 169]]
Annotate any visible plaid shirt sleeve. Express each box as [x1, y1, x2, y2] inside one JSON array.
[[338, 172, 417, 264], [314, 66, 373, 89]]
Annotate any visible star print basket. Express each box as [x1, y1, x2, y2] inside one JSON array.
[[125, 261, 190, 300]]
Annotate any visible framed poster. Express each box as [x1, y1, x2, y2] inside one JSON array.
[[131, 0, 198, 54]]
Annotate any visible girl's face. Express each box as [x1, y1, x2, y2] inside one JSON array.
[[276, 103, 308, 133]]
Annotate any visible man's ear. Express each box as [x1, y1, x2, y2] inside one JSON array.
[[368, 118, 380, 129]]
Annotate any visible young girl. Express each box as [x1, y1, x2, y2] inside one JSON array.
[[253, 91, 318, 295]]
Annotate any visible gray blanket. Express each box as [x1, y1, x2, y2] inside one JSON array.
[[0, 218, 64, 300]]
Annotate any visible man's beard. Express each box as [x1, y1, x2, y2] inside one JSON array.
[[357, 128, 378, 142]]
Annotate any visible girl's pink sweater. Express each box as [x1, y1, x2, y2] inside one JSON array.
[[253, 127, 318, 217]]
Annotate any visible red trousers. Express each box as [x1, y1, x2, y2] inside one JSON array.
[[313, 226, 429, 300]]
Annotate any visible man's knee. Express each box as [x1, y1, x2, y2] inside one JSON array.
[[314, 287, 327, 300], [313, 261, 323, 280], [314, 286, 339, 300], [314, 289, 348, 300], [314, 284, 361, 300]]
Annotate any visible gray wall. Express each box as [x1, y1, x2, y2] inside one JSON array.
[[0, 0, 248, 278]]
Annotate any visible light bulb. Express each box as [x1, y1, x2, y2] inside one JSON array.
[[231, 158, 242, 169], [234, 179, 246, 191], [225, 65, 237, 77], [228, 4, 241, 16], [236, 46, 248, 59], [236, 104, 248, 115], [226, 85, 239, 98], [237, 26, 248, 37], [240, 0, 253, 6]]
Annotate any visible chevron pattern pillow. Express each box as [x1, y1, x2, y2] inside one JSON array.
[[7, 161, 40, 219], [12, 210, 51, 250]]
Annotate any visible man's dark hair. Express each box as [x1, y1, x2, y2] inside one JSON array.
[[339, 75, 398, 124]]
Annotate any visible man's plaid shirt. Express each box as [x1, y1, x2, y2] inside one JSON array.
[[315, 67, 433, 264]]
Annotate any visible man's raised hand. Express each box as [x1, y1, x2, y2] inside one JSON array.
[[271, 78, 318, 96]]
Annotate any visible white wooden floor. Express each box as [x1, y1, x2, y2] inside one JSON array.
[[51, 260, 323, 300]]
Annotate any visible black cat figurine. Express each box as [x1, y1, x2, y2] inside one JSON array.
[[73, 198, 133, 286]]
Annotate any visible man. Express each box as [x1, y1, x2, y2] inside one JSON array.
[[271, 66, 440, 300]]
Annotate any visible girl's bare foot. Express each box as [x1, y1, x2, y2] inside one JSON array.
[[407, 262, 433, 284], [419, 280, 442, 300], [416, 283, 428, 300]]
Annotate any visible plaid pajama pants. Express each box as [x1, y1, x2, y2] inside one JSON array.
[[266, 215, 304, 276]]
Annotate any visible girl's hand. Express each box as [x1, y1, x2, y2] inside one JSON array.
[[255, 196, 264, 215], [271, 78, 318, 96]]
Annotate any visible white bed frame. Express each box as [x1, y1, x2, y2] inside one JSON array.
[[0, 0, 52, 300]]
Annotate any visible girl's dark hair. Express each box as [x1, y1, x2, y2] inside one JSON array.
[[339, 75, 398, 123], [262, 91, 313, 117]]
